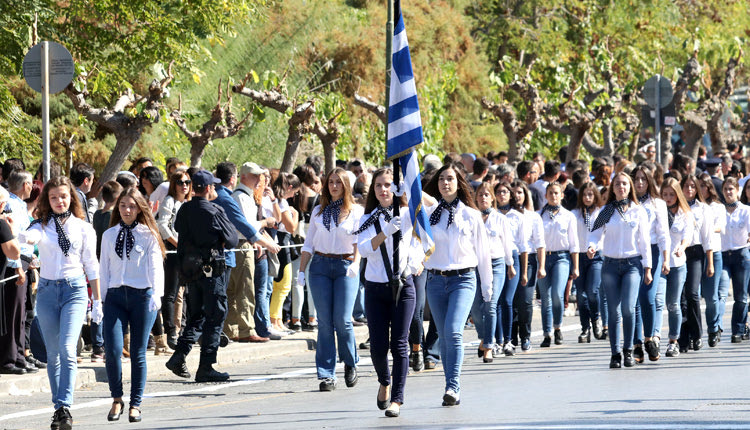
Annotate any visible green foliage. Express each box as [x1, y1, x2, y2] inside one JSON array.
[[0, 79, 41, 160]]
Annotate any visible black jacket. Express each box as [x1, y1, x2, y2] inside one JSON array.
[[174, 197, 238, 252]]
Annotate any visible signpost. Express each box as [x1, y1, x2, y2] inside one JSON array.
[[22, 41, 75, 182], [643, 75, 673, 168]]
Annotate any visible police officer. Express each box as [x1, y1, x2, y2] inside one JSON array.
[[165, 170, 238, 382]]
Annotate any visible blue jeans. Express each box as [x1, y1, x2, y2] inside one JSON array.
[[308, 255, 359, 379], [352, 260, 367, 320], [470, 259, 505, 348], [653, 274, 667, 338], [634, 244, 662, 342], [513, 253, 538, 342], [103, 286, 158, 407], [409, 270, 427, 347], [497, 252, 520, 344], [537, 252, 571, 335], [722, 247, 750, 336], [426, 270, 476, 393], [576, 252, 603, 330], [665, 265, 687, 340], [702, 251, 724, 334], [601, 257, 642, 354], [254, 257, 271, 337], [36, 276, 88, 409]]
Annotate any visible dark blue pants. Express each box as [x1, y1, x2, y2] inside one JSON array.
[[513, 253, 538, 342], [723, 248, 750, 336], [175, 269, 230, 365], [365, 277, 416, 404], [576, 252, 603, 330], [408, 270, 426, 347]]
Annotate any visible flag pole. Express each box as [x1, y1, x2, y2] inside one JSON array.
[[386, 0, 402, 285]]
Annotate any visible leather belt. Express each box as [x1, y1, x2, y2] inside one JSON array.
[[315, 251, 354, 261], [546, 250, 568, 256], [428, 267, 473, 277]]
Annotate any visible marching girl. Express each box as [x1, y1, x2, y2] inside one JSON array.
[[697, 173, 726, 346], [631, 165, 669, 361], [469, 182, 514, 363], [23, 177, 101, 429], [660, 178, 693, 358], [718, 177, 750, 344], [510, 179, 546, 352], [297, 167, 363, 391], [494, 181, 527, 356], [678, 175, 713, 352], [100, 188, 165, 423], [422, 162, 492, 406], [536, 182, 578, 347], [571, 182, 604, 343], [355, 167, 424, 418], [588, 172, 651, 368]]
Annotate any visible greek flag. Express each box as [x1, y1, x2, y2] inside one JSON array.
[[387, 0, 434, 255]]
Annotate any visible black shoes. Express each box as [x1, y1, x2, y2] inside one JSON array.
[[26, 354, 47, 369], [129, 407, 142, 423], [219, 333, 230, 348], [554, 329, 563, 345], [633, 344, 645, 364], [442, 389, 460, 406], [345, 365, 358, 387], [609, 353, 622, 369], [692, 338, 703, 351], [708, 331, 720, 347], [578, 328, 591, 343], [540, 336, 552, 348], [600, 328, 608, 340], [743, 325, 750, 340], [623, 349, 635, 367], [167, 333, 179, 350], [411, 350, 424, 372], [665, 342, 680, 357], [359, 339, 371, 350], [165, 354, 191, 379], [319, 378, 336, 391], [195, 365, 230, 383], [51, 406, 72, 430], [592, 319, 603, 339], [377, 385, 391, 410], [732, 334, 742, 343], [0, 365, 26, 375], [107, 400, 124, 421], [424, 358, 437, 370], [644, 339, 660, 361]]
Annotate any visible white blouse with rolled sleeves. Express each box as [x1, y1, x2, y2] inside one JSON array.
[[484, 211, 515, 265], [357, 209, 425, 283], [423, 200, 493, 302], [720, 203, 750, 252], [572, 207, 602, 254], [688, 202, 712, 252], [708, 202, 727, 253], [156, 195, 182, 243], [641, 196, 671, 253], [502, 209, 527, 254], [588, 203, 651, 268], [521, 210, 546, 254], [24, 216, 99, 281], [99, 224, 165, 303], [666, 209, 694, 268], [538, 207, 578, 254], [301, 204, 364, 255]]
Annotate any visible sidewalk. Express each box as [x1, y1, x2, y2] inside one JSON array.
[[0, 325, 371, 397]]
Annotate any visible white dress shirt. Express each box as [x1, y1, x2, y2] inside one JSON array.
[[357, 209, 425, 283], [641, 196, 670, 253], [25, 216, 99, 281], [538, 207, 578, 254], [521, 210, 546, 254], [721, 203, 750, 251], [666, 208, 694, 268], [708, 202, 726, 252], [302, 204, 364, 255], [150, 182, 169, 213], [99, 223, 165, 303], [502, 209, 528, 254], [572, 207, 602, 254], [483, 211, 514, 265], [688, 201, 712, 252], [156, 195, 182, 243], [588, 203, 651, 268], [423, 200, 493, 302]]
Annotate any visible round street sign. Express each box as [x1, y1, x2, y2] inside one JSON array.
[[643, 74, 673, 109], [22, 41, 75, 94]]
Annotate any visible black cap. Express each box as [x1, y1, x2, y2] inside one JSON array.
[[192, 169, 221, 188], [702, 157, 722, 167]]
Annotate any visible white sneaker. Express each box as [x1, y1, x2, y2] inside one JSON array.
[[502, 342, 516, 356], [268, 328, 288, 337], [442, 389, 460, 406]]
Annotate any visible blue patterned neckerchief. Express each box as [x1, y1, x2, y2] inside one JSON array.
[[116, 221, 138, 259], [429, 198, 460, 227], [353, 205, 393, 235], [322, 198, 344, 231], [591, 199, 630, 231]]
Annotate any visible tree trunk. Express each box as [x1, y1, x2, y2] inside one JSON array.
[[280, 134, 301, 173], [190, 138, 211, 168], [566, 125, 588, 163], [99, 131, 140, 185]]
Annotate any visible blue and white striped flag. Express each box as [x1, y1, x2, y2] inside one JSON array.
[[387, 0, 434, 255]]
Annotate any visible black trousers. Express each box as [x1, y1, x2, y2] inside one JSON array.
[[0, 267, 27, 368], [365, 277, 416, 404], [175, 268, 229, 366], [408, 270, 426, 347], [679, 246, 704, 347], [513, 253, 538, 342]]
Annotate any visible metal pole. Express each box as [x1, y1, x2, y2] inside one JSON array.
[[655, 74, 662, 167], [41, 41, 50, 182]]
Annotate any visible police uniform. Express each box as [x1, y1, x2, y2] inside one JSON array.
[[166, 170, 238, 382]]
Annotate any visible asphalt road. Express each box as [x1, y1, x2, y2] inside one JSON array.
[[2, 311, 750, 429]]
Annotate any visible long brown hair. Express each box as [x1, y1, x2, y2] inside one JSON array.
[[631, 165, 659, 199], [167, 171, 192, 201], [474, 182, 495, 209], [661, 177, 691, 215], [363, 167, 406, 214], [36, 176, 85, 223], [697, 173, 721, 204], [109, 188, 167, 259], [317, 167, 355, 216], [577, 182, 603, 209], [423, 162, 477, 209], [681, 174, 704, 204], [510, 179, 533, 212], [604, 172, 639, 204]]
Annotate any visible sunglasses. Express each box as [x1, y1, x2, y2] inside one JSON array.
[[178, 180, 192, 186]]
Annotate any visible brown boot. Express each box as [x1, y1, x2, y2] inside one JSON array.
[[155, 334, 173, 356]]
